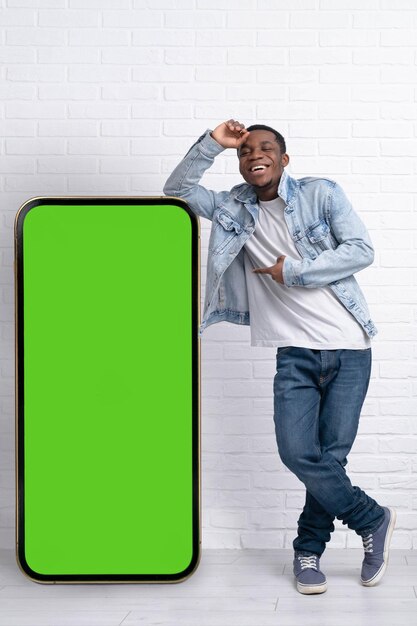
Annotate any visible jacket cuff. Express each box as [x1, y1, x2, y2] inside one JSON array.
[[282, 256, 303, 287], [198, 129, 226, 158]]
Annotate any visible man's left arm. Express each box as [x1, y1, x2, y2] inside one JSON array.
[[282, 182, 374, 288]]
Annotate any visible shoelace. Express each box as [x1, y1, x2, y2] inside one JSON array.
[[362, 534, 374, 553], [298, 555, 318, 570]]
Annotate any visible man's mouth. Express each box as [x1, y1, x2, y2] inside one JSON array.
[[249, 164, 269, 173]]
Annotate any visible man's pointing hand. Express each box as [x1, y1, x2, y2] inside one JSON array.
[[252, 255, 286, 284]]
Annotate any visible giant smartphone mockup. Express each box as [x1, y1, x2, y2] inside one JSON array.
[[15, 197, 200, 583]]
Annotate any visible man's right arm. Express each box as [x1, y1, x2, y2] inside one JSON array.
[[163, 120, 250, 221]]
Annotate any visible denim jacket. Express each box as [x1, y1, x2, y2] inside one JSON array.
[[163, 130, 377, 339]]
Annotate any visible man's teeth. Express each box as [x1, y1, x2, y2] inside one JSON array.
[[251, 165, 266, 172]]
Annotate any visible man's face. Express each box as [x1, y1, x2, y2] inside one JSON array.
[[237, 130, 289, 200]]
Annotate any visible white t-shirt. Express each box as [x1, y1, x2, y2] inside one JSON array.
[[243, 196, 371, 349]]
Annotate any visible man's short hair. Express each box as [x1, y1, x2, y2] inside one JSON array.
[[246, 124, 286, 154]]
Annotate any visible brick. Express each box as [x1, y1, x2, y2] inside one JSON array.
[[382, 66, 417, 83], [226, 11, 289, 29], [130, 137, 189, 158], [101, 120, 160, 136], [241, 532, 285, 549], [320, 66, 379, 84], [228, 48, 286, 66], [38, 84, 99, 101], [204, 436, 250, 454], [379, 437, 417, 453], [290, 48, 350, 66], [101, 48, 162, 64], [0, 8, 34, 25], [354, 11, 411, 28], [68, 65, 130, 82], [381, 176, 417, 193], [319, 139, 378, 156], [68, 138, 128, 156], [165, 10, 224, 28], [258, 102, 317, 120], [138, 0, 195, 6], [133, 66, 194, 83], [222, 418, 274, 437], [203, 360, 252, 380], [204, 472, 250, 491], [353, 48, 413, 66], [323, 105, 380, 123], [196, 29, 255, 47], [196, 66, 256, 83], [68, 103, 129, 119], [8, 0, 65, 5], [5, 174, 67, 192], [380, 104, 417, 120], [291, 157, 350, 176], [352, 158, 411, 175], [38, 157, 97, 174], [211, 510, 248, 529], [70, 0, 131, 6], [6, 28, 66, 46], [257, 29, 316, 47], [7, 65, 65, 82], [38, 120, 98, 137], [38, 47, 99, 64], [289, 121, 350, 138], [253, 471, 304, 491], [320, 0, 378, 6], [5, 102, 65, 118], [352, 85, 413, 102], [353, 121, 412, 138], [320, 29, 379, 46], [0, 47, 36, 63], [38, 9, 99, 27], [0, 83, 34, 99], [166, 48, 226, 66], [290, 85, 349, 102], [291, 11, 349, 29], [202, 531, 241, 549], [380, 139, 417, 157], [102, 10, 163, 28], [260, 0, 315, 7], [194, 104, 255, 121], [133, 29, 194, 46], [258, 66, 317, 84], [69, 29, 129, 46], [381, 29, 417, 46], [6, 138, 65, 155], [67, 175, 128, 193], [381, 251, 417, 267], [249, 510, 285, 529]]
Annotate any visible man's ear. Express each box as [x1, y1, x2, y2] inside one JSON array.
[[281, 153, 289, 167]]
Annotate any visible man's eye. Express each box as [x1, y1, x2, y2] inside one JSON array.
[[240, 151, 249, 157]]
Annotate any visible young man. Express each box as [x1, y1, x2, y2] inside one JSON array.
[[163, 119, 395, 595]]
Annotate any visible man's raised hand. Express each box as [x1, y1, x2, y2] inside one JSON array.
[[211, 119, 250, 149]]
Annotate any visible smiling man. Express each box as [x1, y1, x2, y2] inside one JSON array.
[[163, 119, 395, 595]]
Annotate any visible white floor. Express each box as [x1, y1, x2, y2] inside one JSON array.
[[0, 548, 416, 626]]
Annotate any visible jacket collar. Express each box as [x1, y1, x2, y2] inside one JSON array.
[[233, 168, 298, 206]]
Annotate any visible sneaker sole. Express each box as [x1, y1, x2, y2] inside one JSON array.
[[297, 581, 327, 595], [361, 507, 396, 587]]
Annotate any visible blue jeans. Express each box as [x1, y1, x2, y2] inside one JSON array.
[[273, 347, 385, 556]]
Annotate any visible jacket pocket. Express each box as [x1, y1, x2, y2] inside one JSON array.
[[305, 219, 331, 250], [209, 209, 243, 255]]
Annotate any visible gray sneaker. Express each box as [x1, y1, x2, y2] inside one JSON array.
[[293, 552, 327, 595], [361, 507, 396, 586]]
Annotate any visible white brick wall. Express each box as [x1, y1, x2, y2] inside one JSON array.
[[1, 1, 417, 551]]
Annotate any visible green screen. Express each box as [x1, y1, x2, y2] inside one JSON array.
[[17, 200, 199, 580]]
